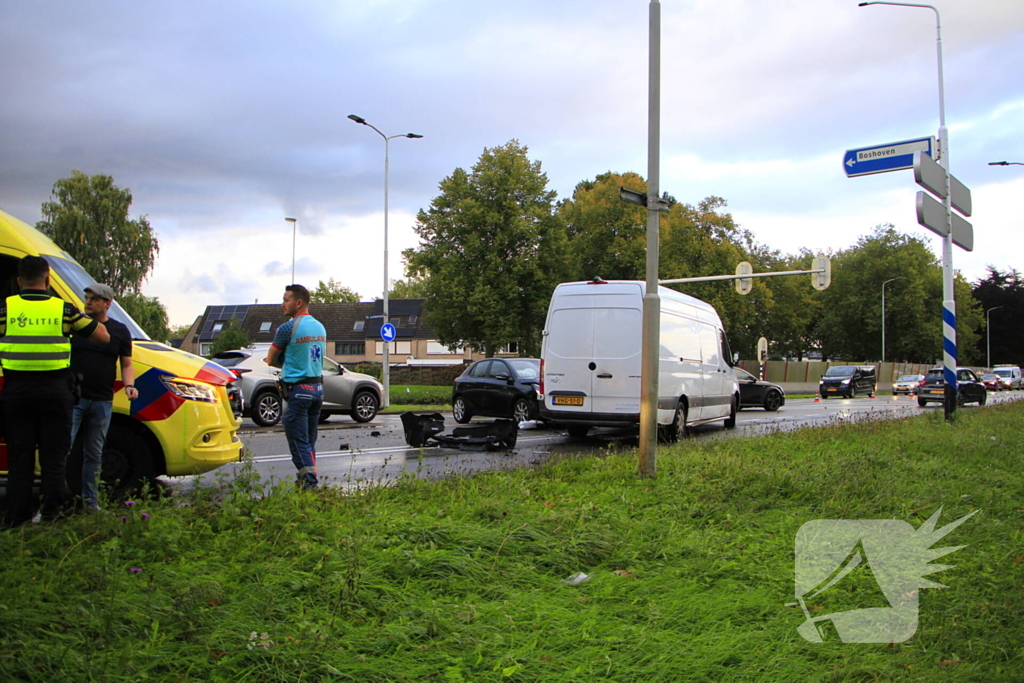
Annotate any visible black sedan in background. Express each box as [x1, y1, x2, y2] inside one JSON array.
[[452, 358, 541, 424], [735, 367, 786, 412], [917, 367, 987, 407]]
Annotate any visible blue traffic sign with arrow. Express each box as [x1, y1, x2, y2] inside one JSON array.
[[843, 136, 934, 178], [380, 323, 397, 342]]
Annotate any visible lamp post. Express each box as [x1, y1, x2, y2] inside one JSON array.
[[347, 114, 423, 409], [285, 217, 297, 283], [881, 276, 905, 362], [989, 161, 1024, 166], [860, 1, 956, 417], [986, 306, 1003, 369]]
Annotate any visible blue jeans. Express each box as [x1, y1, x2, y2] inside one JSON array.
[[70, 399, 113, 508], [282, 382, 323, 488]]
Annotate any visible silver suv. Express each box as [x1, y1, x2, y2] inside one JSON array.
[[211, 349, 383, 427]]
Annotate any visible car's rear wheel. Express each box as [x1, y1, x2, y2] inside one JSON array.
[[918, 397, 928, 407], [512, 398, 533, 423], [252, 390, 282, 427], [979, 391, 987, 407], [453, 396, 472, 424], [350, 391, 379, 423], [764, 390, 782, 412]]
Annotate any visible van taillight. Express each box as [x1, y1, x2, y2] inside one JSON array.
[[539, 358, 545, 397]]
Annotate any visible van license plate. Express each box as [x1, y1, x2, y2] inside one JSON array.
[[553, 396, 584, 406]]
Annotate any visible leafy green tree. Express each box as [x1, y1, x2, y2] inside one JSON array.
[[207, 319, 250, 357], [168, 323, 196, 341], [405, 140, 569, 357], [36, 171, 159, 295], [389, 275, 430, 300], [310, 278, 360, 303], [118, 293, 170, 342]]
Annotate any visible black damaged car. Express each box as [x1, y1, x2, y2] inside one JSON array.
[[917, 367, 986, 407]]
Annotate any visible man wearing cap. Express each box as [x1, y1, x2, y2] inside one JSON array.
[[67, 283, 138, 513], [0, 256, 109, 530]]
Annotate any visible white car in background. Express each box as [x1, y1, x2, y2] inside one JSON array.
[[211, 349, 383, 426], [892, 374, 924, 395]]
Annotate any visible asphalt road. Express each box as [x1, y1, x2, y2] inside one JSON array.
[[173, 391, 1024, 493]]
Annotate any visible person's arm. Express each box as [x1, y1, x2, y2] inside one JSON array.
[[67, 304, 109, 343], [120, 356, 138, 400], [266, 345, 281, 368], [89, 320, 110, 344], [266, 319, 292, 368]]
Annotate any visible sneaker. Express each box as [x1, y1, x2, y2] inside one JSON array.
[[85, 504, 102, 514]]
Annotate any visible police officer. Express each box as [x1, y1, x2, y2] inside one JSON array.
[[0, 256, 109, 529]]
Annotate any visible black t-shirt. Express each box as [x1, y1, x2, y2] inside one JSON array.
[[70, 317, 133, 401]]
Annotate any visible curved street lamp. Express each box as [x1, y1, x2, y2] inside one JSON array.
[[347, 114, 423, 409], [881, 276, 905, 362], [989, 161, 1024, 166]]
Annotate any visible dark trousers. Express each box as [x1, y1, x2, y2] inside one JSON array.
[[2, 389, 74, 527]]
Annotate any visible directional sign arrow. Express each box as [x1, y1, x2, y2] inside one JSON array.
[[913, 150, 972, 217], [843, 136, 935, 178], [916, 191, 974, 252], [380, 323, 397, 342]]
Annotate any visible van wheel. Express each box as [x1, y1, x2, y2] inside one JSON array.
[[567, 425, 589, 438], [103, 425, 157, 498], [724, 396, 738, 429], [848, 386, 856, 399], [658, 403, 687, 443], [453, 396, 472, 424], [763, 391, 782, 412], [252, 390, 282, 427]]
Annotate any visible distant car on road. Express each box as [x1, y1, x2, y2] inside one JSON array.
[[452, 358, 541, 424], [980, 374, 1003, 392], [819, 365, 876, 399], [212, 349, 383, 426], [992, 365, 1023, 390], [892, 374, 924, 395], [735, 367, 785, 411], [917, 367, 986, 407]]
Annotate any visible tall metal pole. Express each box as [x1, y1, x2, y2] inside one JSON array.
[[285, 217, 297, 283], [638, 0, 661, 477], [881, 276, 904, 362], [347, 115, 422, 410], [986, 306, 1003, 369], [860, 2, 954, 417]]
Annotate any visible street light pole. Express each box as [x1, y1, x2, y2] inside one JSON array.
[[986, 306, 1003, 369], [347, 114, 423, 409], [989, 161, 1024, 166], [881, 276, 905, 362], [860, 1, 956, 417], [285, 217, 297, 283]]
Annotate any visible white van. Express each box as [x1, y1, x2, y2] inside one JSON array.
[[539, 279, 739, 440], [993, 365, 1023, 390]]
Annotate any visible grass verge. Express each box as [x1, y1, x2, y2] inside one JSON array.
[[1, 403, 1021, 681]]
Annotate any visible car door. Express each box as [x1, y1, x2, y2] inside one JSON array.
[[486, 359, 516, 417], [957, 369, 980, 403], [461, 360, 492, 413], [322, 357, 353, 409]]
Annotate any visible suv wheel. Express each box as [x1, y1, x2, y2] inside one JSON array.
[[351, 391, 379, 423], [764, 390, 782, 412], [252, 389, 282, 427], [453, 396, 472, 424]]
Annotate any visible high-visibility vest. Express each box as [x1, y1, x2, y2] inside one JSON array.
[[0, 295, 70, 371]]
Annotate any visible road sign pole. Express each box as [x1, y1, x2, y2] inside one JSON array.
[[639, 0, 661, 478]]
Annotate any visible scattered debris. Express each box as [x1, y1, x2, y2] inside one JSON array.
[[401, 412, 518, 451], [564, 572, 591, 586]]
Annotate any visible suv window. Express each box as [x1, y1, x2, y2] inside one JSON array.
[[488, 361, 511, 378], [469, 361, 490, 379]]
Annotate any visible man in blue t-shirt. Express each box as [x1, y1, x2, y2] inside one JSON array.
[[266, 284, 327, 489]]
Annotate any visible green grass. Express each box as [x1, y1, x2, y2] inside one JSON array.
[[2, 404, 1022, 681]]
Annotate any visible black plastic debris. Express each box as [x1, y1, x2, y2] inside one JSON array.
[[401, 412, 518, 451]]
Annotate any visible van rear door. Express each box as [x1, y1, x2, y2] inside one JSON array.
[[543, 283, 642, 418]]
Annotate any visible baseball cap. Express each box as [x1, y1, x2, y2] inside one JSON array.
[[84, 283, 115, 301]]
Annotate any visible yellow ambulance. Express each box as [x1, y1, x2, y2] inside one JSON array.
[[0, 208, 242, 493]]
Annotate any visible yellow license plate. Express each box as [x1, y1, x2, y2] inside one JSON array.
[[553, 396, 584, 406], [929, 390, 943, 395]]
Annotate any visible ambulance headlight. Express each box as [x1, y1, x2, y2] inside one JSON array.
[[160, 376, 219, 403]]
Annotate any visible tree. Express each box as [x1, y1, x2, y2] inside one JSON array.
[[405, 140, 569, 357], [118, 293, 171, 343], [36, 171, 159, 295], [389, 275, 430, 300], [972, 267, 1024, 367], [207, 319, 250, 357], [169, 323, 195, 341], [310, 278, 360, 303]]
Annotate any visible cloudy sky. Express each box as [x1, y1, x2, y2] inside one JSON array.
[[1, 0, 1021, 327]]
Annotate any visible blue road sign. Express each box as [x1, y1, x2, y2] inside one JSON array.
[[380, 323, 397, 342], [843, 137, 935, 178]]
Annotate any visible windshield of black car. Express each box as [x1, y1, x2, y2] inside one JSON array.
[[824, 366, 855, 377], [508, 359, 540, 380], [43, 254, 150, 340]]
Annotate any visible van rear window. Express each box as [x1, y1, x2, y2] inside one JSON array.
[[547, 307, 640, 359]]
